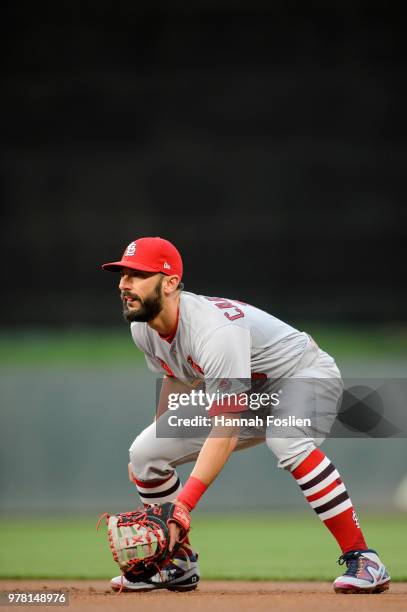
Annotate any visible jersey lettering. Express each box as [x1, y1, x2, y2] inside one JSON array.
[[204, 296, 245, 321]]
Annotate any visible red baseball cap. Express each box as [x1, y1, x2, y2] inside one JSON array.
[[102, 237, 183, 280]]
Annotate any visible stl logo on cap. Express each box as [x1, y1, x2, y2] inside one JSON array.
[[125, 241, 137, 257]]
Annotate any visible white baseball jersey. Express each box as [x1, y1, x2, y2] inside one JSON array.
[[130, 291, 311, 393]]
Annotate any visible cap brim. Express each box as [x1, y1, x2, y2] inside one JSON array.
[[101, 260, 161, 273]]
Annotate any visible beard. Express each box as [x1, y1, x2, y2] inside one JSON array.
[[121, 277, 164, 323]]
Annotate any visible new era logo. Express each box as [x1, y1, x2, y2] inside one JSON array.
[[163, 262, 171, 269]]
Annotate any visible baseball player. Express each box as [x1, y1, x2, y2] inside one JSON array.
[[102, 236, 390, 594]]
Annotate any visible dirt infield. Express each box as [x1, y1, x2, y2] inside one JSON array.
[[1, 581, 406, 612]]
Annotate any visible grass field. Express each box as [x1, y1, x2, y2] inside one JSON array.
[[0, 514, 405, 581], [1, 324, 407, 364], [1, 329, 405, 584]]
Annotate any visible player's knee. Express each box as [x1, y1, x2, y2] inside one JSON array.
[[128, 433, 155, 478], [266, 436, 316, 470]]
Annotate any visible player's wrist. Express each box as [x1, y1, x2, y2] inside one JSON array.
[[176, 476, 208, 511], [174, 500, 190, 512]]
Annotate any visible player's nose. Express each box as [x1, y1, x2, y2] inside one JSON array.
[[119, 274, 132, 291]]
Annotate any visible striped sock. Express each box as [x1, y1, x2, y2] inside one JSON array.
[[291, 448, 367, 553], [131, 471, 182, 505]]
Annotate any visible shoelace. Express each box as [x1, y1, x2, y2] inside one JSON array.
[[338, 551, 362, 577]]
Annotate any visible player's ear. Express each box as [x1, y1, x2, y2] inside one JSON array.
[[163, 275, 181, 295]]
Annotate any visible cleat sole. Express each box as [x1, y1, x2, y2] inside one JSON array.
[[111, 583, 156, 592], [111, 581, 199, 593], [167, 582, 199, 592], [334, 580, 390, 594]]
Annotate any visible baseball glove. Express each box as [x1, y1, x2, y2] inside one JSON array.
[[98, 502, 190, 577]]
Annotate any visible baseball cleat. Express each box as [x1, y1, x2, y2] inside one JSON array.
[[111, 548, 200, 593], [333, 549, 390, 594]]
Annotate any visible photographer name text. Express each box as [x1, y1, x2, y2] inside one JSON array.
[[167, 415, 311, 428]]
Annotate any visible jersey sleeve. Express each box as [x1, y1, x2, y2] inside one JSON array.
[[131, 322, 176, 378], [144, 354, 163, 374], [197, 325, 251, 416], [144, 354, 176, 377]]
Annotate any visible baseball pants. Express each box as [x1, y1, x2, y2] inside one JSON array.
[[129, 343, 343, 503]]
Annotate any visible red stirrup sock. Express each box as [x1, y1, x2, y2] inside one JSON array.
[[291, 448, 367, 553], [131, 471, 182, 505]]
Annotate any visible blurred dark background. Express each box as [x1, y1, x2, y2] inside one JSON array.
[[2, 0, 406, 327], [2, 1, 407, 521]]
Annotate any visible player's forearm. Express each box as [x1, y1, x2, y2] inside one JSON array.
[[155, 376, 192, 421], [190, 428, 239, 486], [176, 421, 240, 511]]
